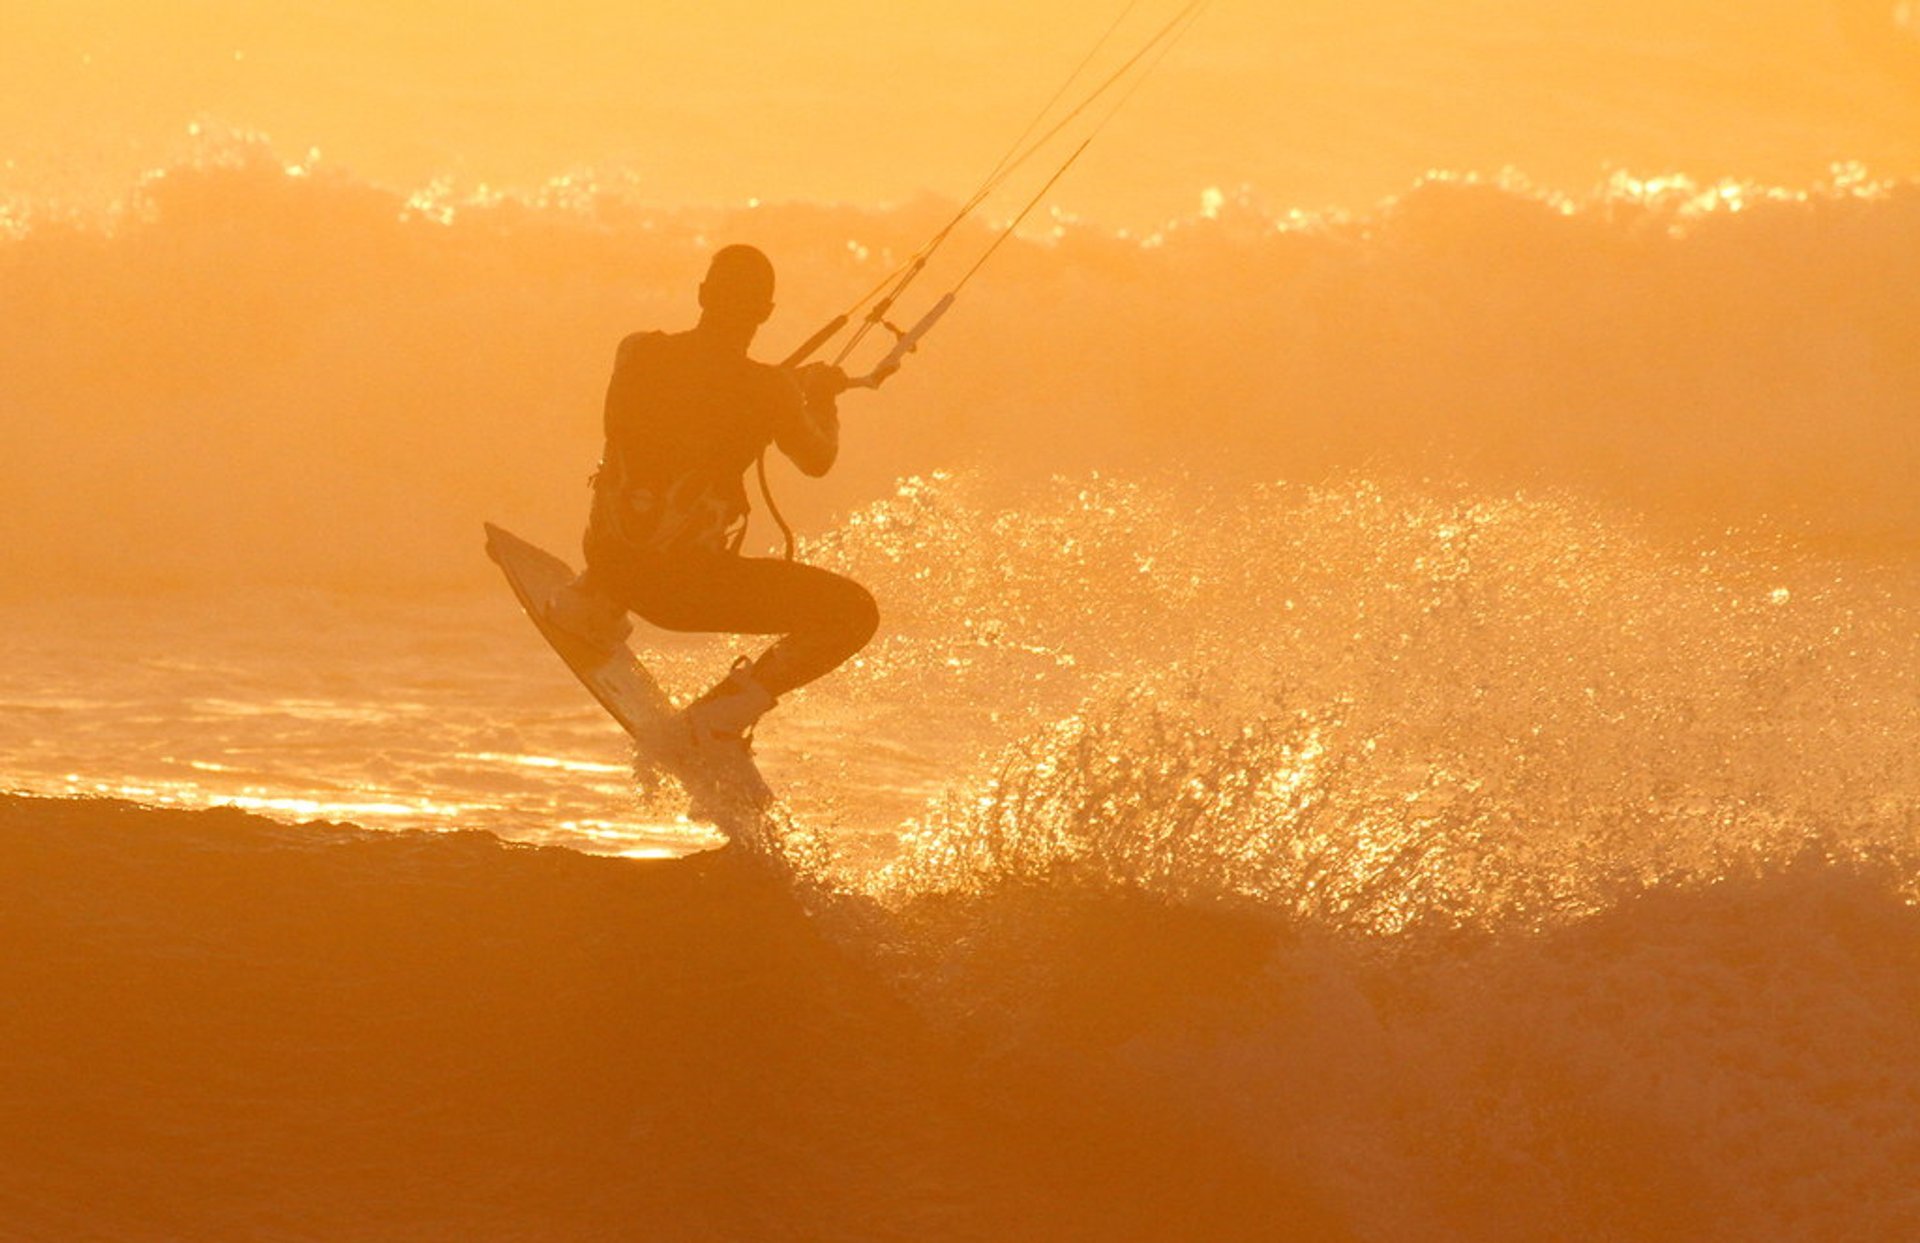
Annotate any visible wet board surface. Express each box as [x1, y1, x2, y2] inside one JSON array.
[[483, 523, 772, 831]]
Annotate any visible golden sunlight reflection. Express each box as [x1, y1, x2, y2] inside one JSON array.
[[58, 773, 465, 820], [42, 764, 717, 857], [460, 751, 631, 776]]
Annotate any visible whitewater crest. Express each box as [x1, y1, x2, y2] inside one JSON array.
[[759, 473, 1920, 937], [5, 124, 1910, 237]]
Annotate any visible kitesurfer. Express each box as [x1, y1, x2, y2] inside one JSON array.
[[506, 4, 1201, 780], [549, 244, 878, 749]]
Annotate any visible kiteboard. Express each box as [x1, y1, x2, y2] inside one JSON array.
[[483, 523, 773, 831]]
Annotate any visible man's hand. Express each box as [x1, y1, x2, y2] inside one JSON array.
[[776, 363, 845, 477], [794, 362, 849, 403]]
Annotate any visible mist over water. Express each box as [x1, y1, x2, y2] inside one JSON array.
[[2, 143, 1916, 596]]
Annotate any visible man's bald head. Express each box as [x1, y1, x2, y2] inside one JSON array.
[[699, 244, 776, 327]]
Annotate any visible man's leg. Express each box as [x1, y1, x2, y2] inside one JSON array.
[[628, 552, 880, 697]]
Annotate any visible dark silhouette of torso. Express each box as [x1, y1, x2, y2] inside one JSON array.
[[601, 328, 807, 533]]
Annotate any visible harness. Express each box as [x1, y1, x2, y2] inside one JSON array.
[[588, 439, 747, 559]]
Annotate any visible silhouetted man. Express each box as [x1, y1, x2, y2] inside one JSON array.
[[551, 244, 878, 749]]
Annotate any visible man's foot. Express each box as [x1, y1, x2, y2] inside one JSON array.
[[681, 658, 777, 749], [545, 574, 632, 656]]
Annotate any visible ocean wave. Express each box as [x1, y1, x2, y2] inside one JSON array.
[[8, 788, 1917, 1240]]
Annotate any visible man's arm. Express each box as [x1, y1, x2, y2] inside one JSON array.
[[770, 362, 847, 478]]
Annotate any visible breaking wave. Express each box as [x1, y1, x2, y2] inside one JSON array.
[[778, 471, 1920, 1239], [804, 474, 1920, 926]]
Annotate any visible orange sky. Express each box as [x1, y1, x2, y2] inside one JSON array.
[[5, 0, 1918, 225]]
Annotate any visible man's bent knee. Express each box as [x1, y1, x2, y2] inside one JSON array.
[[837, 580, 880, 654]]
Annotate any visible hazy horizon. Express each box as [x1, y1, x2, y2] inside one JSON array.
[[6, 0, 1918, 228]]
